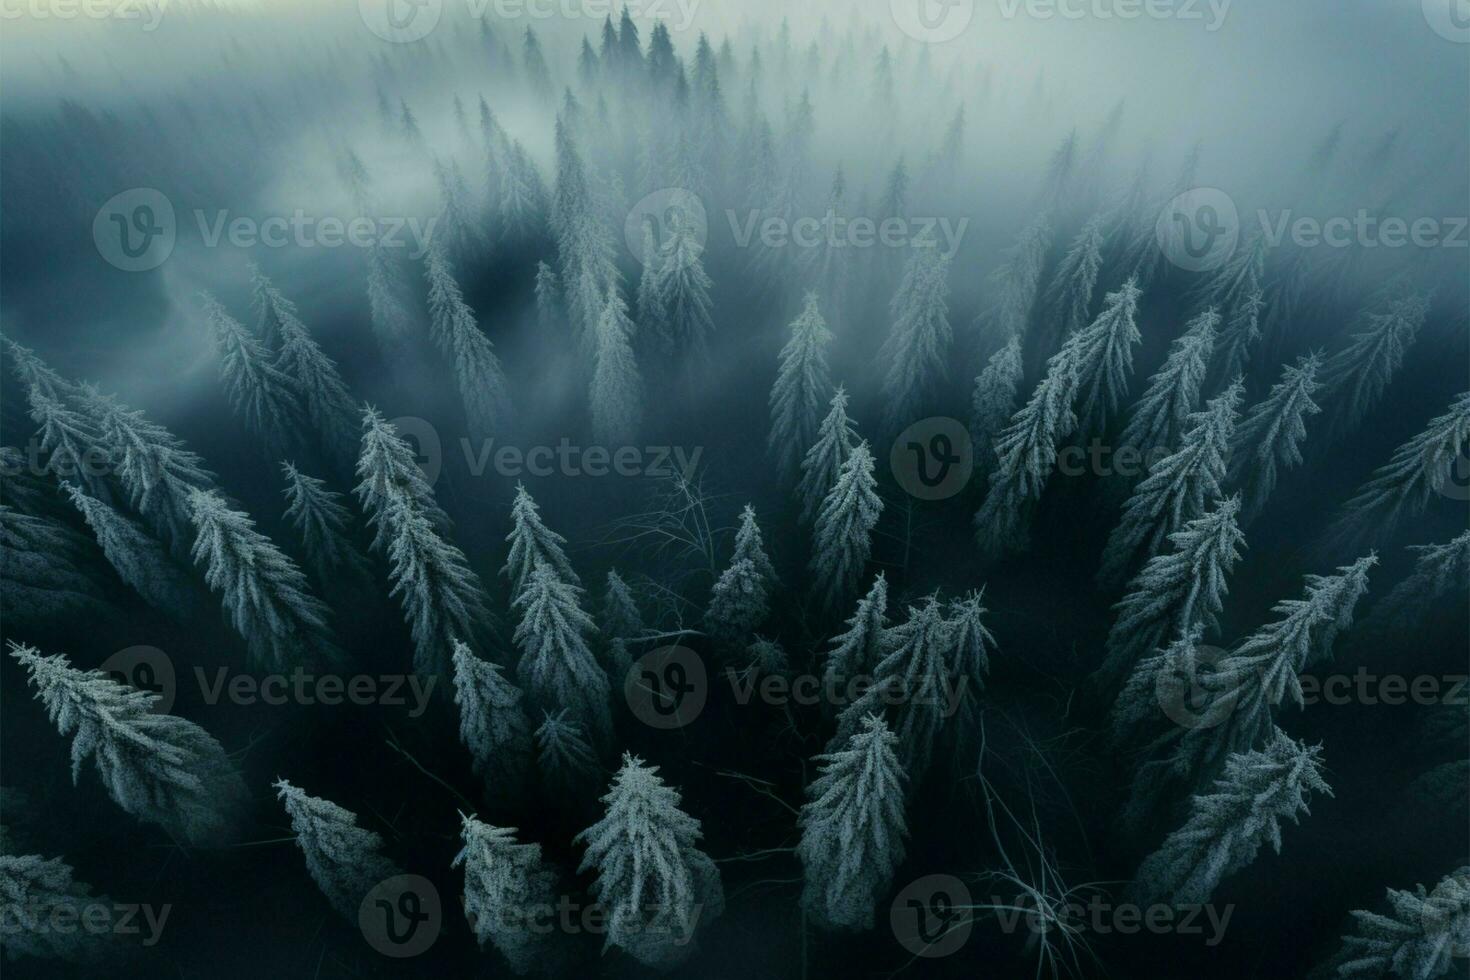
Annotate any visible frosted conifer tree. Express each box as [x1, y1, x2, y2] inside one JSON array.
[[0, 507, 106, 620], [0, 853, 116, 963], [433, 157, 488, 261], [534, 261, 561, 332], [768, 293, 834, 483], [575, 755, 724, 968], [10, 642, 248, 845], [822, 573, 890, 690], [188, 488, 339, 670], [834, 597, 954, 777], [500, 141, 549, 242], [972, 337, 1082, 558], [253, 272, 359, 465], [1374, 532, 1470, 632], [1328, 391, 1470, 546], [1070, 277, 1143, 442], [365, 240, 416, 351], [979, 212, 1051, 340], [503, 484, 580, 598], [635, 223, 668, 343], [454, 817, 564, 976], [970, 334, 1025, 469], [281, 462, 370, 585], [658, 208, 716, 359], [1229, 354, 1323, 523], [26, 387, 109, 498], [1116, 310, 1218, 471], [946, 590, 995, 702], [797, 715, 907, 931], [452, 640, 532, 801], [590, 288, 644, 445], [705, 558, 769, 651], [354, 407, 450, 552], [514, 559, 611, 746], [731, 504, 777, 589], [64, 482, 195, 616], [797, 387, 858, 525], [535, 709, 602, 798], [424, 241, 512, 440], [799, 168, 852, 321], [1041, 213, 1106, 349], [1131, 729, 1328, 906], [1192, 233, 1266, 317], [200, 292, 302, 455], [1095, 496, 1244, 694], [600, 569, 644, 676], [385, 501, 491, 678], [274, 779, 403, 919], [1314, 867, 1470, 980], [1317, 293, 1428, 445], [4, 338, 76, 401], [879, 248, 953, 434], [1098, 380, 1242, 588], [1209, 283, 1264, 392], [810, 442, 883, 612]]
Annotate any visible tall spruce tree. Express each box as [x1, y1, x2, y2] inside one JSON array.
[[810, 442, 883, 613], [1229, 354, 1323, 523], [768, 293, 835, 483]]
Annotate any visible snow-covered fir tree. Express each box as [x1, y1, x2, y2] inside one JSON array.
[[0, 853, 116, 964], [1098, 380, 1242, 588], [1115, 309, 1218, 472], [274, 779, 403, 920], [1228, 354, 1323, 523], [797, 387, 858, 525], [1209, 283, 1264, 393], [1131, 728, 1329, 906], [879, 248, 953, 435], [1070, 277, 1143, 443], [10, 642, 248, 846], [354, 407, 449, 552], [424, 240, 512, 441], [200, 291, 302, 456], [1317, 293, 1428, 445], [384, 500, 492, 678], [452, 640, 533, 802], [534, 260, 561, 332], [365, 240, 417, 352], [797, 715, 907, 931], [980, 212, 1052, 340], [731, 504, 778, 588], [599, 569, 644, 676], [513, 559, 611, 747], [64, 482, 195, 616], [280, 462, 370, 585], [970, 334, 1025, 471], [1041, 213, 1107, 350], [822, 573, 890, 691], [575, 755, 724, 969], [503, 483, 580, 598], [810, 442, 883, 613], [705, 557, 770, 652], [0, 507, 107, 621], [635, 222, 668, 344], [1373, 531, 1470, 632], [534, 709, 602, 798], [658, 206, 716, 360], [1314, 867, 1470, 980], [454, 816, 565, 976], [768, 292, 834, 483], [590, 287, 645, 446], [25, 387, 109, 499]]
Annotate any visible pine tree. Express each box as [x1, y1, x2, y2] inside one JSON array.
[[822, 573, 890, 691], [514, 559, 610, 746], [200, 291, 302, 455], [972, 337, 1082, 558], [811, 442, 883, 613], [1373, 532, 1470, 632], [452, 640, 532, 802], [0, 507, 107, 620], [1317, 293, 1428, 445], [575, 755, 724, 968], [424, 241, 512, 441], [600, 569, 644, 676], [1131, 729, 1329, 906], [658, 209, 716, 359], [454, 817, 565, 976], [1096, 496, 1245, 694], [797, 715, 907, 931], [980, 212, 1052, 340], [880, 249, 953, 434], [503, 483, 580, 598], [769, 293, 835, 483], [365, 240, 417, 351], [274, 778, 403, 919], [970, 334, 1025, 470], [1116, 310, 1218, 469], [354, 408, 449, 554], [1229, 354, 1323, 523], [1070, 277, 1143, 442], [253, 271, 359, 465], [1314, 867, 1470, 980], [188, 488, 339, 670], [534, 709, 602, 798], [590, 287, 644, 446], [731, 504, 778, 588], [833, 597, 955, 777], [1209, 283, 1264, 392], [1098, 380, 1242, 588], [4, 338, 76, 401], [64, 482, 195, 616], [534, 261, 561, 332], [799, 168, 852, 321], [500, 141, 549, 242], [433, 157, 488, 262], [797, 387, 858, 525], [26, 387, 109, 499], [1329, 391, 1470, 546], [384, 501, 491, 678], [634, 223, 668, 345], [281, 462, 370, 585], [946, 589, 996, 704], [0, 853, 116, 963], [522, 27, 554, 97], [10, 642, 248, 846], [1041, 213, 1107, 349]]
